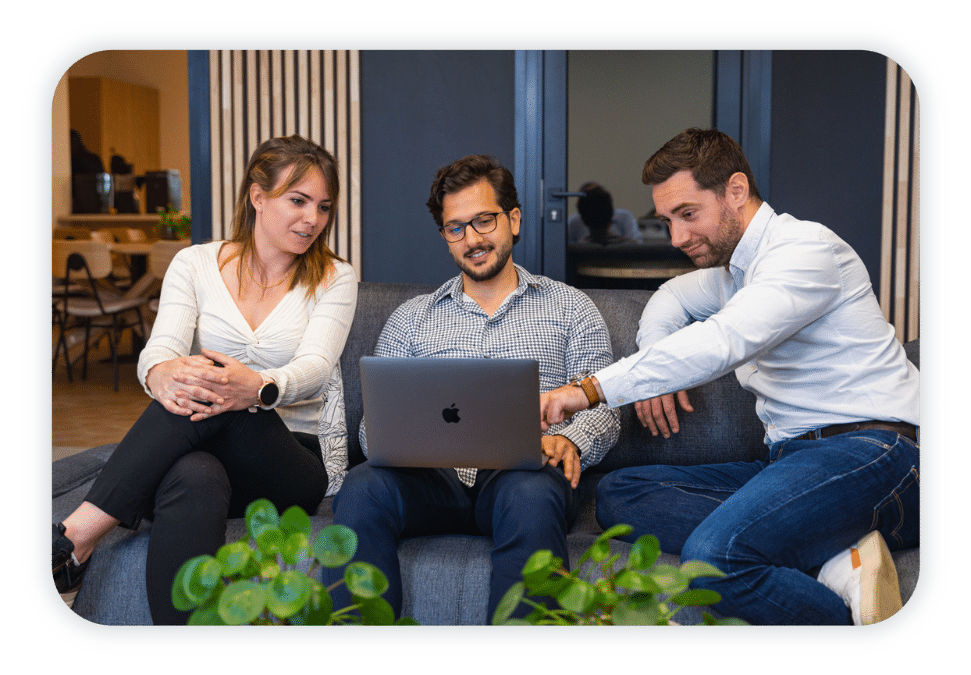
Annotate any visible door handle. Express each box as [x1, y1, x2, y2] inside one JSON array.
[[548, 190, 585, 200]]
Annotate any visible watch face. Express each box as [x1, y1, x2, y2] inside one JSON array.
[[570, 370, 591, 385], [259, 382, 279, 406]]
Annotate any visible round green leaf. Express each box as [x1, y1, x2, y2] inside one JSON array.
[[345, 561, 389, 599], [492, 581, 526, 625], [265, 570, 311, 619], [614, 568, 662, 593], [178, 555, 223, 607], [648, 564, 690, 594], [280, 505, 312, 539], [612, 595, 663, 625], [628, 534, 661, 570], [186, 587, 225, 625], [358, 596, 396, 625], [291, 580, 334, 625], [395, 617, 421, 625], [259, 558, 281, 580], [313, 524, 358, 567], [245, 499, 279, 540], [255, 526, 285, 556], [555, 578, 598, 614], [218, 580, 267, 625], [171, 556, 209, 611], [281, 532, 312, 566], [521, 550, 559, 587], [216, 541, 253, 578], [670, 588, 722, 607], [679, 559, 727, 580], [600, 523, 634, 540]]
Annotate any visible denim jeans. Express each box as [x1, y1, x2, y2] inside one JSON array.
[[595, 429, 919, 625], [323, 462, 578, 621]]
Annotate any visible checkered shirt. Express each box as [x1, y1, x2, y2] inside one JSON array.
[[360, 265, 620, 486]]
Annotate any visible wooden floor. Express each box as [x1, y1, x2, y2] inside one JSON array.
[[52, 329, 150, 461]]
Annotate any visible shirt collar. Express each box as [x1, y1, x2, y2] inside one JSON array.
[[729, 201, 774, 284], [431, 263, 544, 308]]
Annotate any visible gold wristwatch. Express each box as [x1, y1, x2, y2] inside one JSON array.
[[569, 371, 601, 409]]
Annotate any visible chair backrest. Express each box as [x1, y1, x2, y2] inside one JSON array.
[[149, 239, 191, 279], [52, 240, 114, 281], [52, 227, 93, 241], [90, 229, 116, 245]]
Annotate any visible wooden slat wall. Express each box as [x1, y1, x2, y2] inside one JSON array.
[[207, 50, 361, 275], [880, 59, 920, 343]]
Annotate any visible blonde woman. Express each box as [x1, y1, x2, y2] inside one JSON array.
[[53, 136, 357, 624]]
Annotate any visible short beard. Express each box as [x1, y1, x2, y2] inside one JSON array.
[[457, 240, 513, 281], [691, 205, 743, 269]]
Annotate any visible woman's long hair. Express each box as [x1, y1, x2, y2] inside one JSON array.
[[224, 135, 344, 299]]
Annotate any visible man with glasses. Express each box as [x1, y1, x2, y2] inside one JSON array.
[[323, 154, 620, 622]]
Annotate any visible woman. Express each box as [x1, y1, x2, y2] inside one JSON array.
[[52, 135, 358, 624]]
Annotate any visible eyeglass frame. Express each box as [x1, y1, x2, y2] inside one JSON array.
[[438, 211, 511, 242]]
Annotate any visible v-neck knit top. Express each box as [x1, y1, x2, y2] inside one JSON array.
[[136, 242, 358, 489]]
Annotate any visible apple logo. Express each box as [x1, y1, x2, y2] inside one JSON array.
[[442, 404, 460, 423]]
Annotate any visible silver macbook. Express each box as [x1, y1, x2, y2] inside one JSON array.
[[360, 357, 545, 471]]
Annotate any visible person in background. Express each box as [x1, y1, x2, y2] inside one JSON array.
[[52, 135, 358, 624], [567, 181, 641, 243], [540, 128, 919, 625]]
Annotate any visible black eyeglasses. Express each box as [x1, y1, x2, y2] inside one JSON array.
[[439, 211, 509, 242]]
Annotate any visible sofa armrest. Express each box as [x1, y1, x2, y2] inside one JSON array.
[[52, 444, 117, 498]]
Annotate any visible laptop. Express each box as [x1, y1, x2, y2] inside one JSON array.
[[360, 357, 545, 471]]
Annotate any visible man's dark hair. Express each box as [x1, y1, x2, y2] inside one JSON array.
[[642, 128, 761, 201], [576, 183, 614, 233], [427, 154, 522, 244]]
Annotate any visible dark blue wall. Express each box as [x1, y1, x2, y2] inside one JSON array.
[[769, 50, 887, 289], [360, 51, 516, 284]]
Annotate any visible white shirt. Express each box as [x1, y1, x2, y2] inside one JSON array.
[[595, 202, 919, 444], [137, 241, 359, 492]]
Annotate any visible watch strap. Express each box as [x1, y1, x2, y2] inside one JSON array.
[[577, 376, 600, 409]]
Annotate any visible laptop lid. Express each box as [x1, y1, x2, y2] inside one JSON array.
[[360, 357, 545, 471]]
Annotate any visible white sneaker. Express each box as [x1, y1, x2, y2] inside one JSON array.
[[818, 530, 902, 625]]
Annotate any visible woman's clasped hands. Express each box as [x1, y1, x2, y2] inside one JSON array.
[[146, 347, 264, 421]]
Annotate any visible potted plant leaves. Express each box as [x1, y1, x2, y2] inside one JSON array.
[[172, 498, 418, 625]]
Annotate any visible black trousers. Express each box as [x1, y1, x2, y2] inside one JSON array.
[[84, 400, 327, 624]]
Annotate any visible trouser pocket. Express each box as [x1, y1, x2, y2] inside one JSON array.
[[871, 464, 919, 549]]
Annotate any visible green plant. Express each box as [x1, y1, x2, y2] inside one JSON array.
[[156, 204, 191, 240], [172, 499, 418, 625], [492, 524, 748, 625]]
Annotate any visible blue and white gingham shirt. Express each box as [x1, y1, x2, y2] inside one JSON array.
[[360, 264, 620, 485]]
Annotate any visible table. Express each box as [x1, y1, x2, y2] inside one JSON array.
[[575, 261, 695, 279]]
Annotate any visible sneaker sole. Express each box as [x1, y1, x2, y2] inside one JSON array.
[[61, 588, 79, 609], [856, 530, 902, 624]]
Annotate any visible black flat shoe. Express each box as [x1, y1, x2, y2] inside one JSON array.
[[53, 523, 89, 608]]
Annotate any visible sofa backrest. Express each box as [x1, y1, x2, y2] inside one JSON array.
[[580, 288, 767, 472], [340, 282, 919, 473], [341, 282, 438, 467]]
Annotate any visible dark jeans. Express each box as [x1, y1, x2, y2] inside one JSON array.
[[323, 462, 578, 622], [595, 429, 920, 625], [84, 400, 327, 625]]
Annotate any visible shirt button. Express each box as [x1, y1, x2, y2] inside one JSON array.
[[749, 365, 757, 371]]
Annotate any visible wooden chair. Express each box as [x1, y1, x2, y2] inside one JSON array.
[[91, 229, 134, 285], [52, 240, 150, 391], [147, 239, 191, 312]]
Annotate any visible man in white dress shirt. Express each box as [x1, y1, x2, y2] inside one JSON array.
[[540, 128, 919, 625]]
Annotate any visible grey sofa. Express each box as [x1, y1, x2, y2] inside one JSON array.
[[52, 282, 920, 625]]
